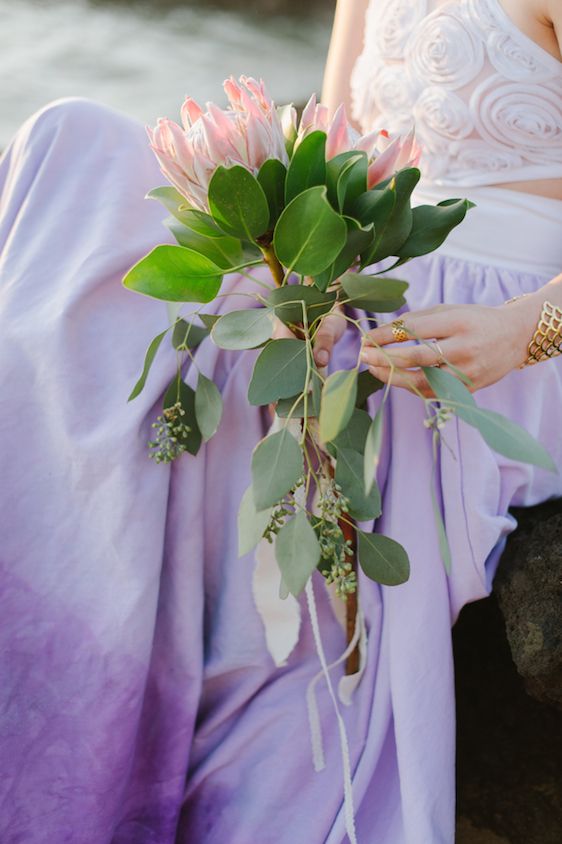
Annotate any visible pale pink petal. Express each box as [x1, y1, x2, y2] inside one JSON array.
[[180, 97, 203, 130], [367, 137, 402, 187], [326, 103, 353, 158]]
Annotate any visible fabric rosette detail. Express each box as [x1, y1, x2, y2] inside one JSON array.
[[374, 0, 427, 61], [471, 77, 562, 164], [486, 31, 554, 82], [147, 76, 288, 212], [413, 87, 474, 147], [448, 139, 523, 179], [407, 8, 485, 89]]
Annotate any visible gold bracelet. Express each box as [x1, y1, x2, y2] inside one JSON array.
[[523, 300, 562, 367]]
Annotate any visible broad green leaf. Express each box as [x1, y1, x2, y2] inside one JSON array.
[[330, 408, 372, 456], [251, 427, 303, 510], [172, 319, 209, 351], [326, 151, 368, 213], [424, 367, 557, 472], [163, 375, 202, 456], [274, 186, 347, 277], [275, 394, 306, 418], [165, 217, 244, 269], [363, 168, 421, 265], [335, 447, 381, 521], [268, 284, 336, 326], [195, 374, 223, 441], [398, 199, 475, 259], [123, 245, 223, 303], [352, 186, 395, 231], [340, 272, 408, 313], [238, 485, 273, 556], [248, 338, 308, 405], [128, 328, 168, 401], [314, 217, 375, 292], [257, 159, 287, 228], [275, 511, 321, 597], [356, 370, 384, 408], [285, 130, 327, 204], [364, 407, 384, 494], [208, 165, 270, 241], [358, 531, 410, 585], [199, 313, 221, 330], [211, 308, 275, 350], [146, 186, 193, 224], [319, 368, 358, 443]]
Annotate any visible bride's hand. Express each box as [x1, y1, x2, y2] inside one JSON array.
[[273, 306, 347, 368], [360, 298, 541, 396]]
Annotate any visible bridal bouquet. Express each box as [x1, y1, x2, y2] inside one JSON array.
[[124, 77, 554, 611]]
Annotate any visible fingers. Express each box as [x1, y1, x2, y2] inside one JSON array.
[[361, 338, 453, 369], [272, 317, 297, 341], [366, 306, 462, 347], [367, 364, 434, 397], [313, 309, 346, 367]]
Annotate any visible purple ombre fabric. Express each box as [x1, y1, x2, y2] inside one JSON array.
[[0, 100, 561, 844]]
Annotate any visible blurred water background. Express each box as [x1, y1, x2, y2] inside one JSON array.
[[0, 0, 333, 148]]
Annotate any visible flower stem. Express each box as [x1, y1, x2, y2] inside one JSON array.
[[261, 244, 285, 287]]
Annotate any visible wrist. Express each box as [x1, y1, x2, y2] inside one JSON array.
[[501, 293, 543, 367]]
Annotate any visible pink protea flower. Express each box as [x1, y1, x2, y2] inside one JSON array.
[[148, 76, 289, 212], [295, 94, 421, 188]]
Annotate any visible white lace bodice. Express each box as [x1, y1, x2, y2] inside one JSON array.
[[350, 0, 562, 186]]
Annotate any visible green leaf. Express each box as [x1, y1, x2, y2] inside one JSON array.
[[358, 531, 410, 585], [356, 370, 384, 408], [326, 151, 368, 213], [195, 374, 223, 442], [329, 408, 372, 456], [363, 168, 421, 265], [199, 313, 221, 331], [285, 130, 327, 204], [430, 431, 452, 575], [319, 368, 358, 443], [313, 217, 375, 292], [352, 186, 395, 231], [267, 284, 336, 326], [397, 199, 475, 259], [123, 245, 223, 303], [248, 338, 308, 405], [128, 328, 168, 401], [251, 427, 303, 510], [335, 447, 381, 521], [424, 367, 557, 472], [275, 394, 306, 418], [275, 511, 321, 597], [211, 308, 275, 350], [165, 218, 244, 269], [146, 186, 193, 224], [163, 376, 202, 456], [208, 165, 270, 241], [257, 159, 287, 228], [171, 319, 209, 351], [238, 485, 273, 556], [340, 272, 409, 312], [364, 407, 384, 494], [274, 186, 347, 277]]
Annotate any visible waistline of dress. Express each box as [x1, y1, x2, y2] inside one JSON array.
[[413, 183, 562, 280]]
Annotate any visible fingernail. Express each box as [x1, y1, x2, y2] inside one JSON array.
[[316, 349, 329, 365]]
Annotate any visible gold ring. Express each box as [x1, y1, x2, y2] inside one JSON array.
[[391, 319, 409, 343], [431, 340, 446, 368]]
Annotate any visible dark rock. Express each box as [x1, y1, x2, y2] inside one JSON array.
[[494, 499, 562, 709]]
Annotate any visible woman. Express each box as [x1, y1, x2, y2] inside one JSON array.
[[0, 1, 560, 843]]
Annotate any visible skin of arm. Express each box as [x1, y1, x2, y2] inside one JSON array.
[[321, 0, 370, 122]]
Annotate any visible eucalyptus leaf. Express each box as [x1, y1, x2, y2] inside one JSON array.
[[248, 338, 308, 405], [356, 370, 384, 408], [172, 319, 209, 351], [335, 447, 382, 521], [275, 511, 321, 597], [319, 368, 358, 443], [199, 313, 221, 330], [424, 367, 557, 472], [123, 245, 223, 303], [285, 130, 327, 204], [268, 284, 336, 326], [212, 308, 275, 350], [358, 531, 410, 586], [208, 165, 270, 241], [163, 375, 202, 456], [128, 328, 168, 401], [330, 408, 372, 456], [274, 186, 347, 277], [257, 159, 287, 228], [364, 407, 384, 494], [275, 394, 306, 418], [340, 272, 408, 312], [398, 199, 475, 259], [251, 427, 304, 510], [430, 432, 453, 575], [238, 485, 273, 557], [195, 374, 223, 442]]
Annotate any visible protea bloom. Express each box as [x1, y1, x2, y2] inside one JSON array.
[[287, 94, 421, 189], [148, 76, 288, 212]]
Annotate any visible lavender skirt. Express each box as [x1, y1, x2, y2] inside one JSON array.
[[0, 100, 561, 844]]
